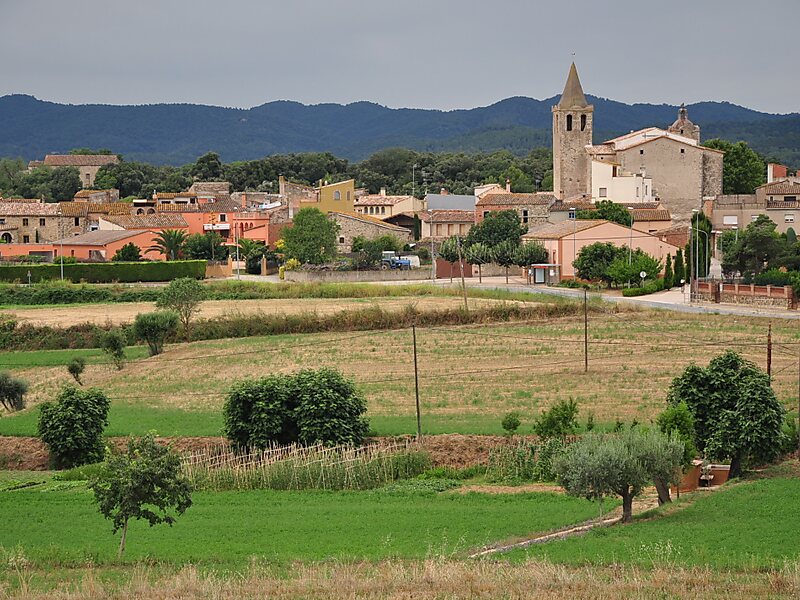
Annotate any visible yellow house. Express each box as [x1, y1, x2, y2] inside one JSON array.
[[302, 179, 355, 214]]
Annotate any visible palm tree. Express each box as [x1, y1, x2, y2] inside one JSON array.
[[149, 229, 187, 261]]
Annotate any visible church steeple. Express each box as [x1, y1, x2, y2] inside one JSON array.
[[668, 103, 701, 142], [558, 62, 589, 109]]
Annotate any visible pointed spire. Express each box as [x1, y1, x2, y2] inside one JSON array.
[[557, 63, 588, 109]]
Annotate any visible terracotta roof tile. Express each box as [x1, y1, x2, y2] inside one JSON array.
[[523, 220, 607, 240], [354, 195, 413, 207], [761, 181, 800, 195], [329, 211, 411, 232], [630, 209, 671, 221], [101, 214, 188, 229], [87, 203, 132, 216], [477, 193, 555, 207], [58, 202, 90, 217], [52, 229, 142, 246], [42, 154, 119, 167], [0, 202, 60, 216], [420, 210, 475, 223]]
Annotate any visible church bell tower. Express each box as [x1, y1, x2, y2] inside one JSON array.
[[552, 63, 593, 200]]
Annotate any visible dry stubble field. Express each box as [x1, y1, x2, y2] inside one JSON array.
[[8, 297, 800, 432]]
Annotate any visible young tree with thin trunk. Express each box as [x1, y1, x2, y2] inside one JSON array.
[[89, 434, 192, 557], [492, 239, 518, 283], [156, 277, 205, 332], [465, 242, 491, 283], [438, 237, 460, 283]]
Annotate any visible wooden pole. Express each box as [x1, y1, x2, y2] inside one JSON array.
[[412, 325, 422, 441], [584, 289, 588, 373], [767, 323, 772, 377], [456, 236, 468, 312]]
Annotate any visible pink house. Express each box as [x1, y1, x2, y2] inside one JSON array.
[[522, 219, 681, 280]]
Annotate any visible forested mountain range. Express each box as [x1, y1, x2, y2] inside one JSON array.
[[1, 93, 798, 166]]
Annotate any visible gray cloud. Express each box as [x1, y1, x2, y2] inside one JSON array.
[[1, 0, 797, 113]]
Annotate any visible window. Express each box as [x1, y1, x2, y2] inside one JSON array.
[[381, 206, 385, 214], [22, 235, 29, 243], [598, 187, 607, 198], [568, 209, 576, 220], [483, 211, 490, 218], [435, 224, 442, 236], [722, 215, 738, 226], [566, 114, 573, 131], [74, 217, 80, 226], [338, 236, 345, 244], [0, 218, 5, 225], [785, 215, 795, 223], [39, 218, 46, 226], [752, 215, 760, 222], [680, 148, 685, 154], [636, 188, 640, 197], [347, 191, 351, 202], [85, 173, 90, 184], [786, 196, 797, 202], [334, 191, 341, 200], [580, 114, 587, 131], [219, 214, 226, 222], [640, 149, 644, 155], [0, 233, 10, 243], [522, 209, 529, 224], [645, 185, 649, 196], [22, 218, 28, 226]]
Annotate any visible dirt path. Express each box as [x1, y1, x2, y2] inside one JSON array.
[[6, 297, 515, 327]]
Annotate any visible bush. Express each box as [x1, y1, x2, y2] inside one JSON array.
[[533, 398, 579, 438], [112, 243, 141, 262], [486, 439, 566, 483], [38, 385, 111, 469], [224, 368, 369, 450], [0, 261, 206, 283], [134, 311, 179, 356], [622, 279, 665, 297], [501, 411, 521, 435], [100, 329, 127, 370], [0, 372, 27, 412], [67, 356, 86, 385]]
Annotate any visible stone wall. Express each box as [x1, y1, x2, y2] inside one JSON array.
[[285, 269, 430, 283], [552, 106, 593, 200], [331, 213, 412, 253]]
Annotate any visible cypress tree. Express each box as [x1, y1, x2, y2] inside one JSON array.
[[674, 248, 685, 287], [663, 254, 673, 289]]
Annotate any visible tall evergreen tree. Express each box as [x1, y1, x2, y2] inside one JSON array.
[[674, 248, 685, 286], [663, 254, 673, 289]]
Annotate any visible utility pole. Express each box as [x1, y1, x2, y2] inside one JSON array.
[[584, 289, 588, 373], [456, 236, 468, 312], [412, 325, 421, 441], [797, 349, 800, 452], [767, 323, 772, 377]]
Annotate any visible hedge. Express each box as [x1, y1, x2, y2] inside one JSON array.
[[0, 261, 207, 283], [621, 279, 665, 297]]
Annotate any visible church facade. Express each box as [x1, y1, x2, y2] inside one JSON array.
[[551, 64, 723, 222]]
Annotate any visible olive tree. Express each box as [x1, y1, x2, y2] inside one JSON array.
[[89, 434, 192, 557], [67, 357, 86, 385], [100, 329, 127, 370], [0, 372, 27, 412], [555, 429, 683, 522], [156, 277, 205, 332]]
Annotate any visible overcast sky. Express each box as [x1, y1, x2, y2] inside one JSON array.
[[2, 0, 797, 114]]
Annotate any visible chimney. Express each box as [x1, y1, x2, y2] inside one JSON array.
[[505, 178, 511, 193], [440, 187, 449, 195], [380, 187, 386, 197]]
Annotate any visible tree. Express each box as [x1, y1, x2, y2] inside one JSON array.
[[100, 330, 127, 370], [437, 237, 460, 283], [112, 242, 141, 262], [352, 235, 402, 269], [282, 207, 339, 264], [573, 242, 625, 287], [466, 210, 526, 247], [183, 232, 228, 262], [134, 311, 179, 356], [191, 152, 224, 181], [465, 242, 492, 283], [149, 229, 187, 261], [156, 278, 205, 332], [721, 215, 784, 277], [635, 429, 687, 506], [787, 227, 797, 245], [556, 429, 683, 522], [716, 230, 739, 261], [37, 385, 110, 468], [67, 357, 86, 385], [576, 200, 632, 227], [657, 402, 697, 469], [0, 372, 27, 412], [687, 211, 712, 278], [663, 254, 673, 289], [703, 139, 766, 194], [237, 239, 269, 274], [674, 248, 685, 287], [533, 398, 579, 439], [89, 434, 192, 557], [223, 368, 369, 450], [492, 239, 518, 283], [513, 242, 547, 270], [607, 250, 662, 287], [667, 351, 786, 477]]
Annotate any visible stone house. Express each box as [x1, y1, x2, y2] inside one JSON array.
[[328, 212, 413, 253], [0, 201, 89, 244], [32, 154, 119, 188], [475, 192, 555, 228], [73, 189, 120, 203], [420, 210, 475, 241]]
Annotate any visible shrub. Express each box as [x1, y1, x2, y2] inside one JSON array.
[[0, 261, 206, 283], [100, 329, 127, 370], [67, 357, 86, 385], [156, 277, 205, 331], [533, 398, 579, 438], [0, 372, 27, 412], [622, 279, 665, 297], [284, 258, 300, 271], [38, 385, 110, 469], [501, 411, 521, 436], [112, 243, 141, 262], [134, 311, 179, 356], [223, 368, 369, 450]]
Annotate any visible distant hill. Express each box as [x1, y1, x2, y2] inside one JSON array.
[[1, 94, 798, 166]]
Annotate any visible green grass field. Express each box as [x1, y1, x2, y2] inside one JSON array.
[[0, 478, 600, 567], [507, 475, 800, 569]]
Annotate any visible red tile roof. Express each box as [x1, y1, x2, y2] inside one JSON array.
[[42, 154, 119, 167], [420, 210, 475, 223], [101, 214, 188, 229], [476, 192, 555, 207]]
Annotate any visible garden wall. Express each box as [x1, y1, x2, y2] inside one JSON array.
[[284, 269, 432, 283], [696, 281, 796, 309]]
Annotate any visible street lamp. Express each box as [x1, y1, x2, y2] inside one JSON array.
[[627, 207, 635, 265], [569, 207, 576, 279], [732, 225, 738, 243], [412, 163, 418, 199]]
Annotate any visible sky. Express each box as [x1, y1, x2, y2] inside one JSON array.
[[1, 0, 798, 114]]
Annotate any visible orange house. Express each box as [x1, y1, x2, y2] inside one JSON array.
[[52, 230, 167, 261]]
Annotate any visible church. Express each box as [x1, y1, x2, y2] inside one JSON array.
[[552, 63, 723, 222]]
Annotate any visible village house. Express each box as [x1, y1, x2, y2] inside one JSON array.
[[99, 213, 189, 232], [0, 200, 90, 244], [328, 211, 413, 253], [354, 188, 425, 220], [51, 229, 165, 261], [420, 210, 475, 241], [522, 219, 680, 281], [72, 189, 120, 203], [475, 188, 555, 228], [29, 154, 119, 188]]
